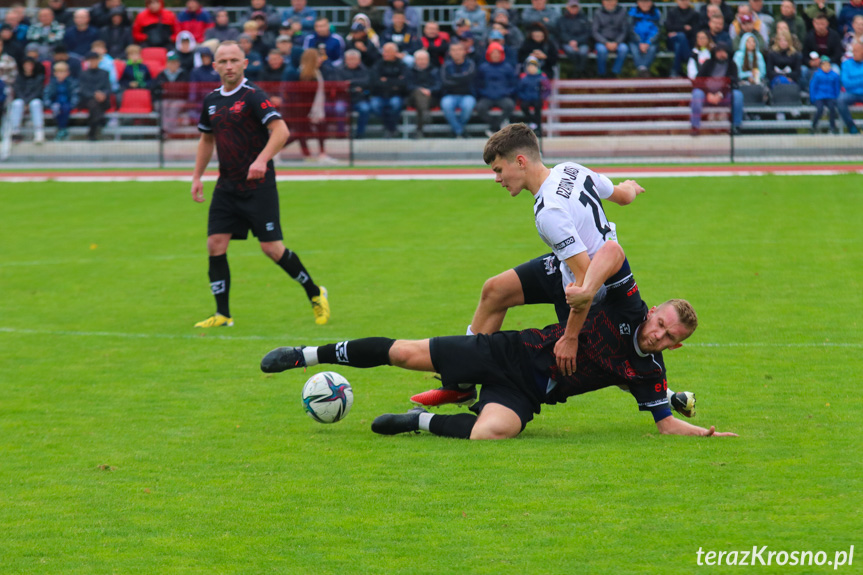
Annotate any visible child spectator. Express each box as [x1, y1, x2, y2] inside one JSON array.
[[175, 30, 197, 73], [516, 55, 550, 133], [628, 0, 662, 77], [150, 50, 189, 137], [101, 7, 133, 60], [90, 40, 118, 93], [10, 57, 46, 143], [475, 41, 517, 135], [43, 60, 78, 141], [177, 0, 213, 44], [119, 44, 152, 97], [809, 55, 841, 132]]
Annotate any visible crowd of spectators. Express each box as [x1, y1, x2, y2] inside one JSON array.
[[1, 0, 861, 142]]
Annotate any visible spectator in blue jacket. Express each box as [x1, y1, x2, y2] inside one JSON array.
[[809, 55, 841, 132], [282, 0, 317, 33], [382, 10, 422, 67], [838, 41, 863, 133], [44, 60, 78, 141], [440, 41, 477, 137], [453, 0, 488, 37], [839, 0, 863, 34], [303, 17, 346, 67], [628, 0, 661, 76], [64, 9, 100, 57], [516, 55, 550, 132], [475, 41, 517, 134], [190, 46, 219, 82]]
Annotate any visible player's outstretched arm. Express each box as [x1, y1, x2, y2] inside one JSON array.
[[608, 179, 645, 206], [656, 415, 738, 437], [191, 133, 215, 203]]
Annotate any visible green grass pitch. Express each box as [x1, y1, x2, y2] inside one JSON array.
[[1, 174, 861, 574]]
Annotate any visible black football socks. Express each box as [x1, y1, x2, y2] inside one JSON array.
[[209, 254, 231, 317], [276, 249, 320, 299]]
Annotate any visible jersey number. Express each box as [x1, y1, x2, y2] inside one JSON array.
[[579, 176, 612, 239]]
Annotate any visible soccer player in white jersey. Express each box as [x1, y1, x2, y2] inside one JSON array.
[[412, 123, 695, 417]]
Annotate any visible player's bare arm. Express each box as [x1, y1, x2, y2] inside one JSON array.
[[248, 119, 289, 180], [564, 240, 625, 312], [191, 132, 216, 203], [553, 250, 591, 376], [607, 179, 645, 205], [656, 414, 738, 437]]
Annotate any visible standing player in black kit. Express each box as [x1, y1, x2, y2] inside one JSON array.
[[191, 41, 330, 328]]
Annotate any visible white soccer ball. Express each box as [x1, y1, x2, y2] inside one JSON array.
[[302, 371, 353, 424]]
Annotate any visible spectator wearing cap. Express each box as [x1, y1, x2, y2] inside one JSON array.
[[9, 57, 46, 144], [382, 10, 421, 67], [281, 0, 317, 33], [556, 0, 591, 78], [802, 13, 844, 84], [101, 6, 133, 60], [690, 42, 743, 133], [302, 17, 346, 67], [64, 9, 100, 57], [592, 0, 630, 77], [420, 21, 450, 68], [729, 8, 768, 50], [205, 9, 238, 43], [439, 41, 476, 138], [27, 8, 66, 58], [369, 41, 409, 138], [384, 0, 422, 31], [453, 0, 488, 36], [628, 0, 662, 77], [274, 34, 297, 68], [90, 0, 129, 30], [518, 23, 558, 76], [150, 50, 189, 137], [79, 50, 111, 140], [838, 41, 863, 133], [808, 54, 841, 131], [521, 0, 560, 32], [44, 60, 78, 140], [239, 0, 282, 31], [133, 0, 179, 49], [475, 41, 516, 134], [349, 0, 384, 34], [347, 21, 382, 68], [405, 49, 439, 137], [494, 0, 521, 29], [178, 0, 214, 44], [665, 0, 700, 77], [516, 55, 550, 132]]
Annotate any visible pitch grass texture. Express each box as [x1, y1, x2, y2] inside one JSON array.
[[1, 176, 861, 574]]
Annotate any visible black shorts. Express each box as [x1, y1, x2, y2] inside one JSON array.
[[514, 253, 635, 325], [208, 185, 283, 242], [429, 333, 543, 431]]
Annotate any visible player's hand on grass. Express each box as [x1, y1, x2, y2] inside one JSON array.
[[704, 426, 739, 437], [564, 282, 594, 312], [191, 178, 205, 203], [554, 335, 578, 376], [248, 158, 267, 180]]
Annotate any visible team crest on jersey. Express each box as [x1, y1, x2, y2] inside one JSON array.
[[208, 105, 216, 116], [623, 360, 637, 378], [230, 100, 245, 114], [619, 323, 631, 335]]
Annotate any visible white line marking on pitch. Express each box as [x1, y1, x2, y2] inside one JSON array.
[[0, 327, 859, 347]]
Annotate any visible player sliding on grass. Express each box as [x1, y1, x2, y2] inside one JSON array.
[[190, 40, 330, 328], [261, 242, 737, 439], [410, 123, 695, 417]]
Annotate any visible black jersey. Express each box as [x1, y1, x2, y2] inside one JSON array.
[[198, 80, 282, 194], [519, 282, 670, 414]]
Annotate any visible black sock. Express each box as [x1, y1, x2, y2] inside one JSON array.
[[429, 413, 477, 439], [276, 249, 320, 299], [208, 254, 230, 317], [317, 338, 395, 368]]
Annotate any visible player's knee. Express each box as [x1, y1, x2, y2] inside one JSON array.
[[480, 274, 520, 310], [470, 422, 520, 440], [207, 236, 229, 256], [260, 242, 282, 260], [387, 341, 416, 367], [470, 407, 522, 440]]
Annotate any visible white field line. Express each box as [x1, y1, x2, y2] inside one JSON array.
[[1, 168, 862, 184], [0, 326, 860, 347]]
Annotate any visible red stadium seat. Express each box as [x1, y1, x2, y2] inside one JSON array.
[[118, 89, 153, 114], [114, 58, 126, 77], [141, 47, 167, 77]]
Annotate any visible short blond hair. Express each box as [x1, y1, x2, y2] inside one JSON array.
[[661, 299, 698, 335]]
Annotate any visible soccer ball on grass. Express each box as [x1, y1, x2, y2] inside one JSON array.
[[302, 371, 353, 423]]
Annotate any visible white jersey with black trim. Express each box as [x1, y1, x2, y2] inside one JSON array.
[[533, 162, 618, 287]]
